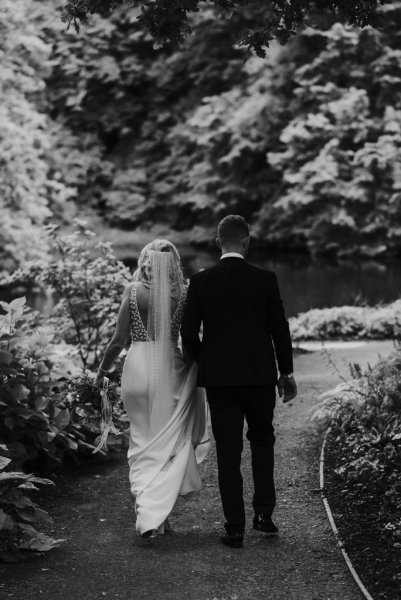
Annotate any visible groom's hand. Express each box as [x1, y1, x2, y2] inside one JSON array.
[[277, 374, 297, 404]]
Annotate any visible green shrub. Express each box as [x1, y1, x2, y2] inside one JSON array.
[[0, 444, 64, 563], [0, 296, 126, 472], [314, 350, 401, 552], [290, 300, 401, 341], [3, 219, 131, 369]]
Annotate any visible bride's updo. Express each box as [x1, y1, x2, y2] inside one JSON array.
[[133, 239, 185, 288]]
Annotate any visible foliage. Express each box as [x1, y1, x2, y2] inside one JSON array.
[[46, 2, 252, 234], [0, 444, 64, 563], [320, 354, 401, 510], [0, 0, 115, 275], [3, 220, 131, 370], [0, 296, 126, 475], [256, 13, 401, 257], [0, 298, 66, 562], [60, 0, 393, 56], [319, 352, 401, 594], [44, 2, 401, 257], [290, 300, 401, 340], [0, 0, 78, 275], [5, 1, 401, 265], [312, 351, 401, 429]]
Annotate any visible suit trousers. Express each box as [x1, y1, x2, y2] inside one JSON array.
[[206, 385, 276, 534]]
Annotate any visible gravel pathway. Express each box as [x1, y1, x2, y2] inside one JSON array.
[[1, 341, 395, 600]]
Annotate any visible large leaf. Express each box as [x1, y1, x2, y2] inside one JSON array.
[[0, 350, 13, 366], [0, 508, 14, 531], [9, 494, 35, 510], [17, 482, 39, 491], [35, 396, 49, 411], [4, 417, 15, 430], [33, 507, 52, 525], [0, 457, 11, 471], [55, 432, 78, 451], [0, 472, 53, 486], [37, 430, 56, 445], [0, 472, 30, 483], [54, 407, 70, 429], [27, 476, 54, 487], [16, 408, 49, 425], [8, 297, 26, 312], [14, 507, 36, 524], [11, 385, 30, 402], [18, 524, 65, 552], [5, 298, 26, 324]]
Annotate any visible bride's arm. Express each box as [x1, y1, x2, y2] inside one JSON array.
[[95, 285, 131, 385], [181, 276, 202, 364]]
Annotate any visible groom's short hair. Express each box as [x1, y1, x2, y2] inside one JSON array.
[[217, 215, 250, 242]]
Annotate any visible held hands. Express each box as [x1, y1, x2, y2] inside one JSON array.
[[277, 374, 297, 404]]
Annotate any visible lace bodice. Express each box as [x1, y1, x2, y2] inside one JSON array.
[[129, 282, 187, 344]]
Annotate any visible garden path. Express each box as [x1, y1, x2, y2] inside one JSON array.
[[0, 341, 395, 600]]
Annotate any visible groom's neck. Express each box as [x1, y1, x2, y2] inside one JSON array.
[[220, 247, 246, 258]]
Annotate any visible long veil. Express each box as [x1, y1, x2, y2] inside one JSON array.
[[146, 250, 179, 435]]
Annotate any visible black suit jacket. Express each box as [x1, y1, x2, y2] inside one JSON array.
[[180, 257, 293, 387]]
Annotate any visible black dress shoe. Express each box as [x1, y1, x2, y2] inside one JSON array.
[[253, 514, 279, 536], [220, 532, 244, 548]]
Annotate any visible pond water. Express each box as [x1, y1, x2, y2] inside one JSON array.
[[127, 249, 401, 318], [1, 250, 400, 318]]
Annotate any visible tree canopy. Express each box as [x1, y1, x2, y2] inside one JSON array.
[[61, 0, 393, 56], [2, 0, 401, 272]]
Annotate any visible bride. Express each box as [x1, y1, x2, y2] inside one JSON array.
[[95, 239, 209, 538]]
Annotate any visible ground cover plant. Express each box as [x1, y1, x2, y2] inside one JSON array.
[[314, 352, 401, 599]]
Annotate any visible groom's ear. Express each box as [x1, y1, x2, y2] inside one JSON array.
[[216, 237, 221, 249]]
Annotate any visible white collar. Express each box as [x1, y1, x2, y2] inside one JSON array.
[[220, 252, 244, 260]]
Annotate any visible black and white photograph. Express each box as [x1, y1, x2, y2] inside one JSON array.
[[1, 1, 401, 599]]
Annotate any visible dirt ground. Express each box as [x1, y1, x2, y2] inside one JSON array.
[[0, 341, 395, 600]]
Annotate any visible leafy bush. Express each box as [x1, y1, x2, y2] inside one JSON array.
[[313, 350, 401, 429], [0, 444, 64, 563], [51, 3, 401, 258], [3, 220, 131, 370], [314, 350, 401, 565], [5, 1, 401, 265], [0, 297, 68, 561], [0, 0, 84, 275], [290, 300, 401, 340], [0, 295, 127, 473]]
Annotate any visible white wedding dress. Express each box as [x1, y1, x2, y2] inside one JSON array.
[[121, 280, 209, 535]]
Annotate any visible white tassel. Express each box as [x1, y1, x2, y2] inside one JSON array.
[[92, 377, 121, 454]]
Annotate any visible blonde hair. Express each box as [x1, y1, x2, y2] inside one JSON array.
[[133, 239, 185, 288]]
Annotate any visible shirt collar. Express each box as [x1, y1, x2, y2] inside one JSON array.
[[220, 252, 245, 260]]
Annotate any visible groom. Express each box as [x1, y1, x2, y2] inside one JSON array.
[[181, 215, 297, 548]]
